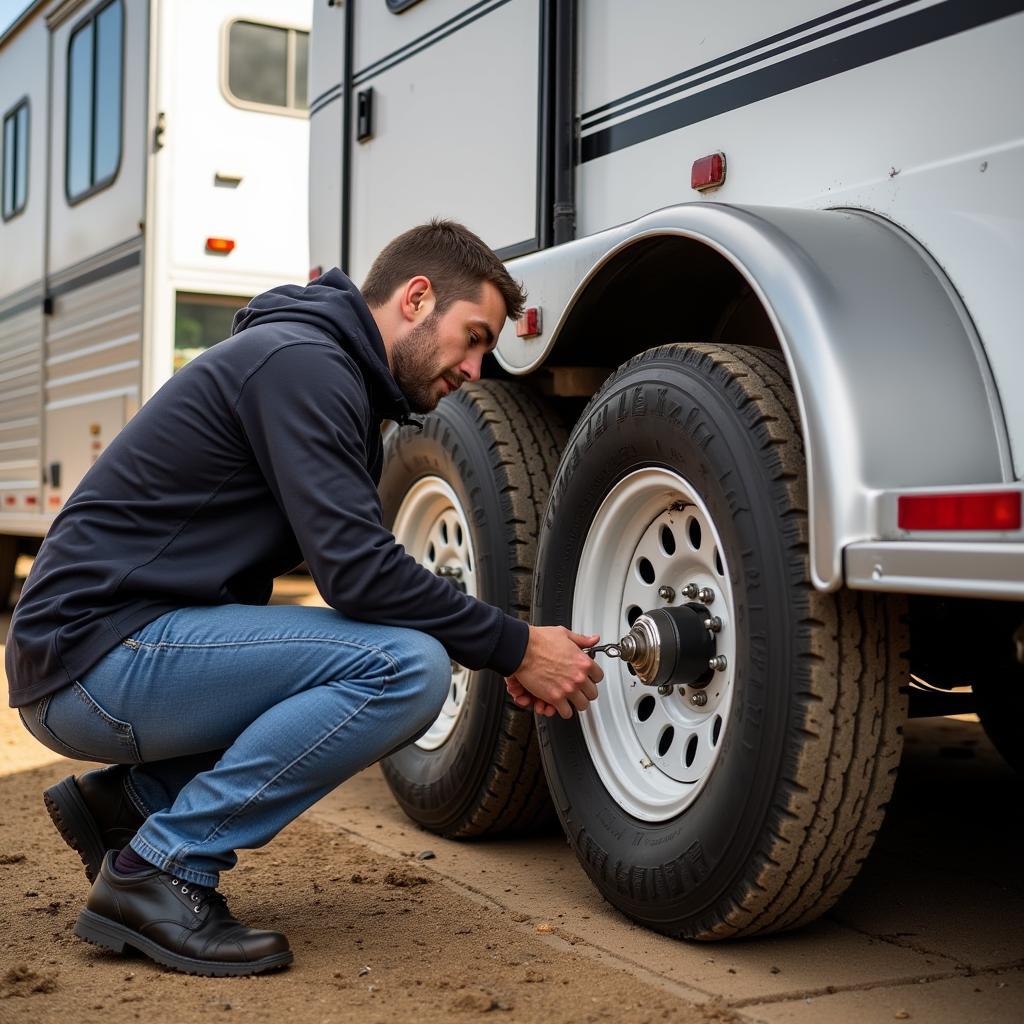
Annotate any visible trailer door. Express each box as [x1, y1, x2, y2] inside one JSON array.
[[347, 0, 546, 280]]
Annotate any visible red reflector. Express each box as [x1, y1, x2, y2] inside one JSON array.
[[3, 495, 15, 506], [691, 152, 726, 192], [25, 495, 37, 506], [205, 237, 235, 255], [898, 492, 1022, 531], [48, 495, 62, 507], [515, 307, 542, 339], [309, 265, 324, 281]]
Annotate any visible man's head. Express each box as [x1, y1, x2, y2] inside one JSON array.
[[363, 220, 526, 413]]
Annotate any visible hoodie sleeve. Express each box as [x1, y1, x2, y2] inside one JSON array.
[[233, 340, 529, 675]]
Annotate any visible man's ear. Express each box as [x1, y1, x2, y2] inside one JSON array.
[[400, 276, 435, 323]]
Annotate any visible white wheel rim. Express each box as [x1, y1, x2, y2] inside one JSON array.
[[573, 468, 736, 821], [392, 476, 477, 751]]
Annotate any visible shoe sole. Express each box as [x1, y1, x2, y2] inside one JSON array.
[[75, 908, 294, 977], [43, 776, 105, 883]]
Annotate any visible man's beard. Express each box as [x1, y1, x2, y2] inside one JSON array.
[[390, 312, 462, 414]]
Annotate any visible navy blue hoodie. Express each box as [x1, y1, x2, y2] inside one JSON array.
[[6, 269, 529, 707]]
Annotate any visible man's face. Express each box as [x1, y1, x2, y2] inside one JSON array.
[[390, 281, 506, 414]]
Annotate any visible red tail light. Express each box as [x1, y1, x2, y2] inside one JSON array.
[[898, 491, 1021, 531]]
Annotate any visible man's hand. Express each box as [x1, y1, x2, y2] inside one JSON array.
[[504, 625, 604, 719]]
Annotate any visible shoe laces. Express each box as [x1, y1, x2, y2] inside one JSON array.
[[169, 876, 224, 913]]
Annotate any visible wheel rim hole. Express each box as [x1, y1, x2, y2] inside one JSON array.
[[636, 695, 656, 722], [660, 525, 676, 556], [466, 551, 473, 572], [657, 725, 675, 757], [455, 523, 463, 547], [451, 682, 458, 702], [712, 715, 722, 746], [427, 543, 436, 562], [626, 605, 642, 628], [440, 521, 449, 544], [687, 517, 702, 551], [685, 733, 698, 767], [714, 547, 724, 576], [637, 558, 656, 585]]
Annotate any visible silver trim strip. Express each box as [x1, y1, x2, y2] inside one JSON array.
[[846, 540, 1024, 600]]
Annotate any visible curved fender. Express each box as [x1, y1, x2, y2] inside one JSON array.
[[496, 204, 1010, 591]]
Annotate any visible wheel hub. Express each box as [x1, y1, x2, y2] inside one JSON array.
[[573, 468, 736, 820]]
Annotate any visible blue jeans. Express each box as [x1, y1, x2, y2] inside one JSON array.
[[20, 604, 451, 887]]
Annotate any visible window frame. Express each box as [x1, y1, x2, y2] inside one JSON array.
[[2, 95, 30, 223], [220, 18, 310, 118], [64, 0, 125, 207]]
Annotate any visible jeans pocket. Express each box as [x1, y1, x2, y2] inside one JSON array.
[[26, 683, 142, 765]]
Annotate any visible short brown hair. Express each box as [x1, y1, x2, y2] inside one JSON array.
[[361, 219, 526, 321]]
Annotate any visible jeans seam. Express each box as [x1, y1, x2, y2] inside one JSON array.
[[122, 773, 155, 818], [72, 682, 142, 762], [180, 673, 390, 857], [127, 637, 402, 665], [34, 694, 98, 761]]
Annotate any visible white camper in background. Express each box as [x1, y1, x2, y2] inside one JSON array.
[[309, 0, 1024, 940], [0, 0, 312, 596]]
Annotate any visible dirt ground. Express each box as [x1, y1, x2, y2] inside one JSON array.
[[0, 757, 737, 1024]]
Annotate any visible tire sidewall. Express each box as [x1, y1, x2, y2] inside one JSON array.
[[535, 350, 803, 929], [379, 385, 518, 830]]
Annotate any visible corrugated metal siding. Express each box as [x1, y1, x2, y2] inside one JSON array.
[[0, 303, 43, 515], [45, 265, 142, 411]]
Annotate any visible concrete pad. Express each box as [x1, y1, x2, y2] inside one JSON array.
[[741, 969, 1024, 1024], [832, 717, 1024, 970], [310, 766, 960, 1005]]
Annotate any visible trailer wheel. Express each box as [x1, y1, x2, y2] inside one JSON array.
[[533, 344, 908, 939], [379, 380, 565, 837]]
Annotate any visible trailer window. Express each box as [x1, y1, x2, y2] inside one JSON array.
[[174, 293, 247, 372], [65, 0, 123, 204], [2, 98, 29, 221], [225, 21, 310, 115]]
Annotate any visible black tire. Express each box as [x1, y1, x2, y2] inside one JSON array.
[[379, 380, 565, 837], [534, 343, 908, 939]]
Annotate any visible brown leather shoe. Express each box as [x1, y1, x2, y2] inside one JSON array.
[[74, 852, 292, 976], [43, 767, 147, 882]]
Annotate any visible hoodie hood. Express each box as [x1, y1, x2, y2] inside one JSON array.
[[232, 268, 415, 425]]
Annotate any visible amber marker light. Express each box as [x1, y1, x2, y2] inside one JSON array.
[[205, 237, 236, 255]]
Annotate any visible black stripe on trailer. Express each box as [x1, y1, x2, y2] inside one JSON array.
[[353, 0, 512, 86], [580, 0, 1024, 164], [581, 0, 922, 133], [579, 0, 911, 127]]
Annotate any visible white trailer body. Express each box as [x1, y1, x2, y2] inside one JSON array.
[[308, 0, 1024, 940], [0, 0, 311, 548]]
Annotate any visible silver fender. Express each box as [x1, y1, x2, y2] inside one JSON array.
[[496, 204, 1011, 591]]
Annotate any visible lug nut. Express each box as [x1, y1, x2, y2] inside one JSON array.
[[704, 616, 722, 633], [698, 587, 715, 604], [682, 583, 700, 599], [658, 586, 676, 603], [689, 691, 708, 707], [708, 655, 728, 672], [437, 565, 463, 578], [657, 684, 674, 696]]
